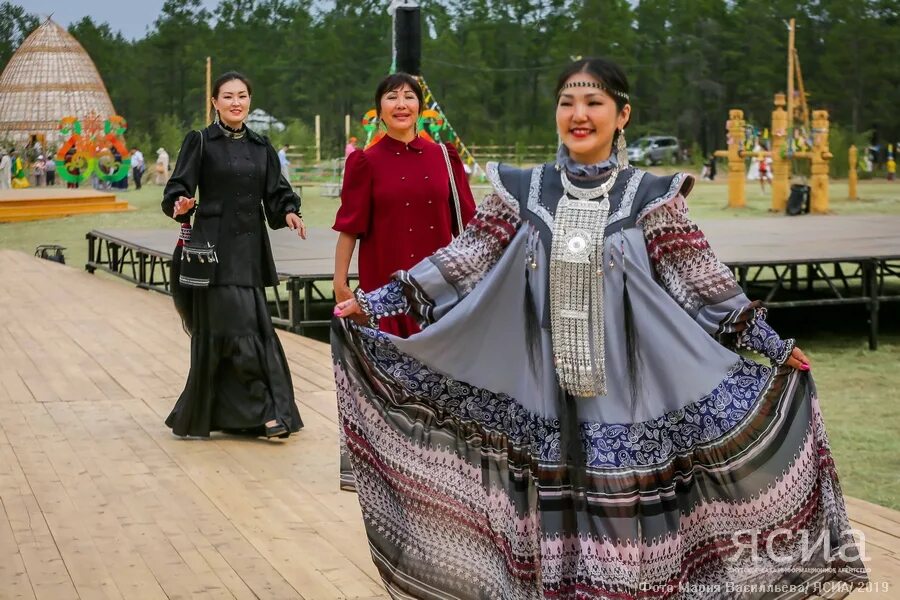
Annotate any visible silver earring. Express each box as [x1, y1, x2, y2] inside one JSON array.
[[616, 129, 628, 168], [213, 110, 220, 125]]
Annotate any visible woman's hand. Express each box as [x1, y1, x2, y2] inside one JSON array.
[[333, 280, 354, 303], [286, 213, 307, 239], [784, 346, 810, 371], [173, 196, 196, 217], [333, 297, 369, 325]]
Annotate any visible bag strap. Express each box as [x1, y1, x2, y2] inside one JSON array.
[[197, 128, 204, 181], [439, 143, 464, 238], [187, 129, 204, 228]]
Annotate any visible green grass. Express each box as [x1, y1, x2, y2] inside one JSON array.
[[2, 177, 899, 511], [0, 183, 341, 271], [805, 334, 900, 511], [681, 177, 900, 220]]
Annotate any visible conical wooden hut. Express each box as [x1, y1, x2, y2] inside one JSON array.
[[0, 18, 115, 146]]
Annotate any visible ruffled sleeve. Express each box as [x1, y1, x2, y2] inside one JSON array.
[[262, 140, 300, 230], [640, 194, 795, 365], [333, 150, 373, 237], [161, 131, 201, 223], [444, 143, 477, 234]]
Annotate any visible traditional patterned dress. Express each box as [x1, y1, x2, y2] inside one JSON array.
[[331, 156, 867, 599]]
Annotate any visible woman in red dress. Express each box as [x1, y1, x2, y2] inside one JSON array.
[[333, 73, 476, 337]]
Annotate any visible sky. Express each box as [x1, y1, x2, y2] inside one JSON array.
[[25, 0, 221, 41]]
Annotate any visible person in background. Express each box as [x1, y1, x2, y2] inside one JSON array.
[[0, 149, 11, 189], [758, 153, 772, 191], [705, 153, 717, 180], [43, 152, 56, 186], [131, 147, 145, 190], [278, 144, 291, 175], [11, 151, 29, 188], [344, 136, 358, 158], [154, 147, 170, 185], [31, 155, 46, 186]]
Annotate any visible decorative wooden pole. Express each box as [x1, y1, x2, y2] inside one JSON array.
[[809, 110, 832, 213], [787, 19, 795, 131], [315, 115, 321, 163], [848, 145, 858, 200], [771, 93, 790, 211], [205, 57, 212, 124], [725, 109, 746, 208]]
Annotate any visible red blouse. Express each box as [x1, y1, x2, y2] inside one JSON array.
[[333, 134, 477, 337]]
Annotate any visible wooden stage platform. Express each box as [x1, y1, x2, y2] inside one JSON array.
[[85, 215, 900, 346], [1, 249, 899, 599], [0, 250, 384, 599], [0, 189, 131, 223]]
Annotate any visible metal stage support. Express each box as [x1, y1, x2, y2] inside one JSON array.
[[86, 230, 172, 292], [85, 230, 899, 348], [85, 230, 355, 336], [731, 258, 900, 350]]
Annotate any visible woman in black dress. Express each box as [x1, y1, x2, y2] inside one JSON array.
[[162, 71, 306, 439]]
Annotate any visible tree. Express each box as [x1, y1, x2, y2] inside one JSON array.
[[0, 1, 37, 67], [3, 0, 897, 155]]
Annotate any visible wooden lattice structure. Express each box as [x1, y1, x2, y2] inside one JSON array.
[[0, 18, 115, 146]]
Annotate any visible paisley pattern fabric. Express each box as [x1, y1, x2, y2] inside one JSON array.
[[332, 163, 867, 599]]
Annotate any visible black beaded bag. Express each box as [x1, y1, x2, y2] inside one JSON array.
[[179, 241, 217, 288], [178, 129, 218, 288]]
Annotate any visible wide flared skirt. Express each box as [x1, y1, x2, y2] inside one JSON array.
[[166, 284, 303, 437], [332, 319, 867, 600]]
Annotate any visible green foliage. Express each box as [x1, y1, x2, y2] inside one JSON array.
[[828, 124, 871, 179], [1, 0, 899, 158], [154, 113, 187, 161], [267, 119, 316, 156], [127, 130, 153, 158], [0, 1, 37, 67]]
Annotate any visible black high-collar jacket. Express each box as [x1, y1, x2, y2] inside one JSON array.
[[162, 124, 300, 287]]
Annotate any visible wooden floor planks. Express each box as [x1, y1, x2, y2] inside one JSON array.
[[0, 248, 896, 599], [0, 250, 386, 600]]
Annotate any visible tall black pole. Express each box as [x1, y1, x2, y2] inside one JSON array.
[[390, 0, 421, 75]]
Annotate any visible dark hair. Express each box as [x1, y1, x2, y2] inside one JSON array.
[[212, 71, 253, 98], [555, 58, 630, 113], [374, 72, 423, 117]]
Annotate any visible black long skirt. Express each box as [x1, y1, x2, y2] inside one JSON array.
[[166, 278, 303, 437]]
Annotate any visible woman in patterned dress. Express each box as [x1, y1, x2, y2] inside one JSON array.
[[331, 58, 867, 599]]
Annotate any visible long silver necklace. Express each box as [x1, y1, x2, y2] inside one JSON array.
[[549, 167, 619, 397]]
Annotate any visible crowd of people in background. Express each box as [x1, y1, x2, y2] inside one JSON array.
[[0, 140, 173, 190], [1, 134, 896, 192]]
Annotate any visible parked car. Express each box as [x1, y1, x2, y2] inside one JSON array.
[[627, 136, 681, 165]]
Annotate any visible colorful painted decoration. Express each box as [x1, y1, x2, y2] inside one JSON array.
[[54, 112, 131, 184], [361, 107, 455, 149]]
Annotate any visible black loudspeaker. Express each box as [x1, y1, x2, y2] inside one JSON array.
[[395, 6, 421, 75], [786, 184, 810, 216]]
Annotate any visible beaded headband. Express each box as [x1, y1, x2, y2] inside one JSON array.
[[559, 80, 630, 102]]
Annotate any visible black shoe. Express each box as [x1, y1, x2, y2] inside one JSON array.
[[265, 423, 289, 439]]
